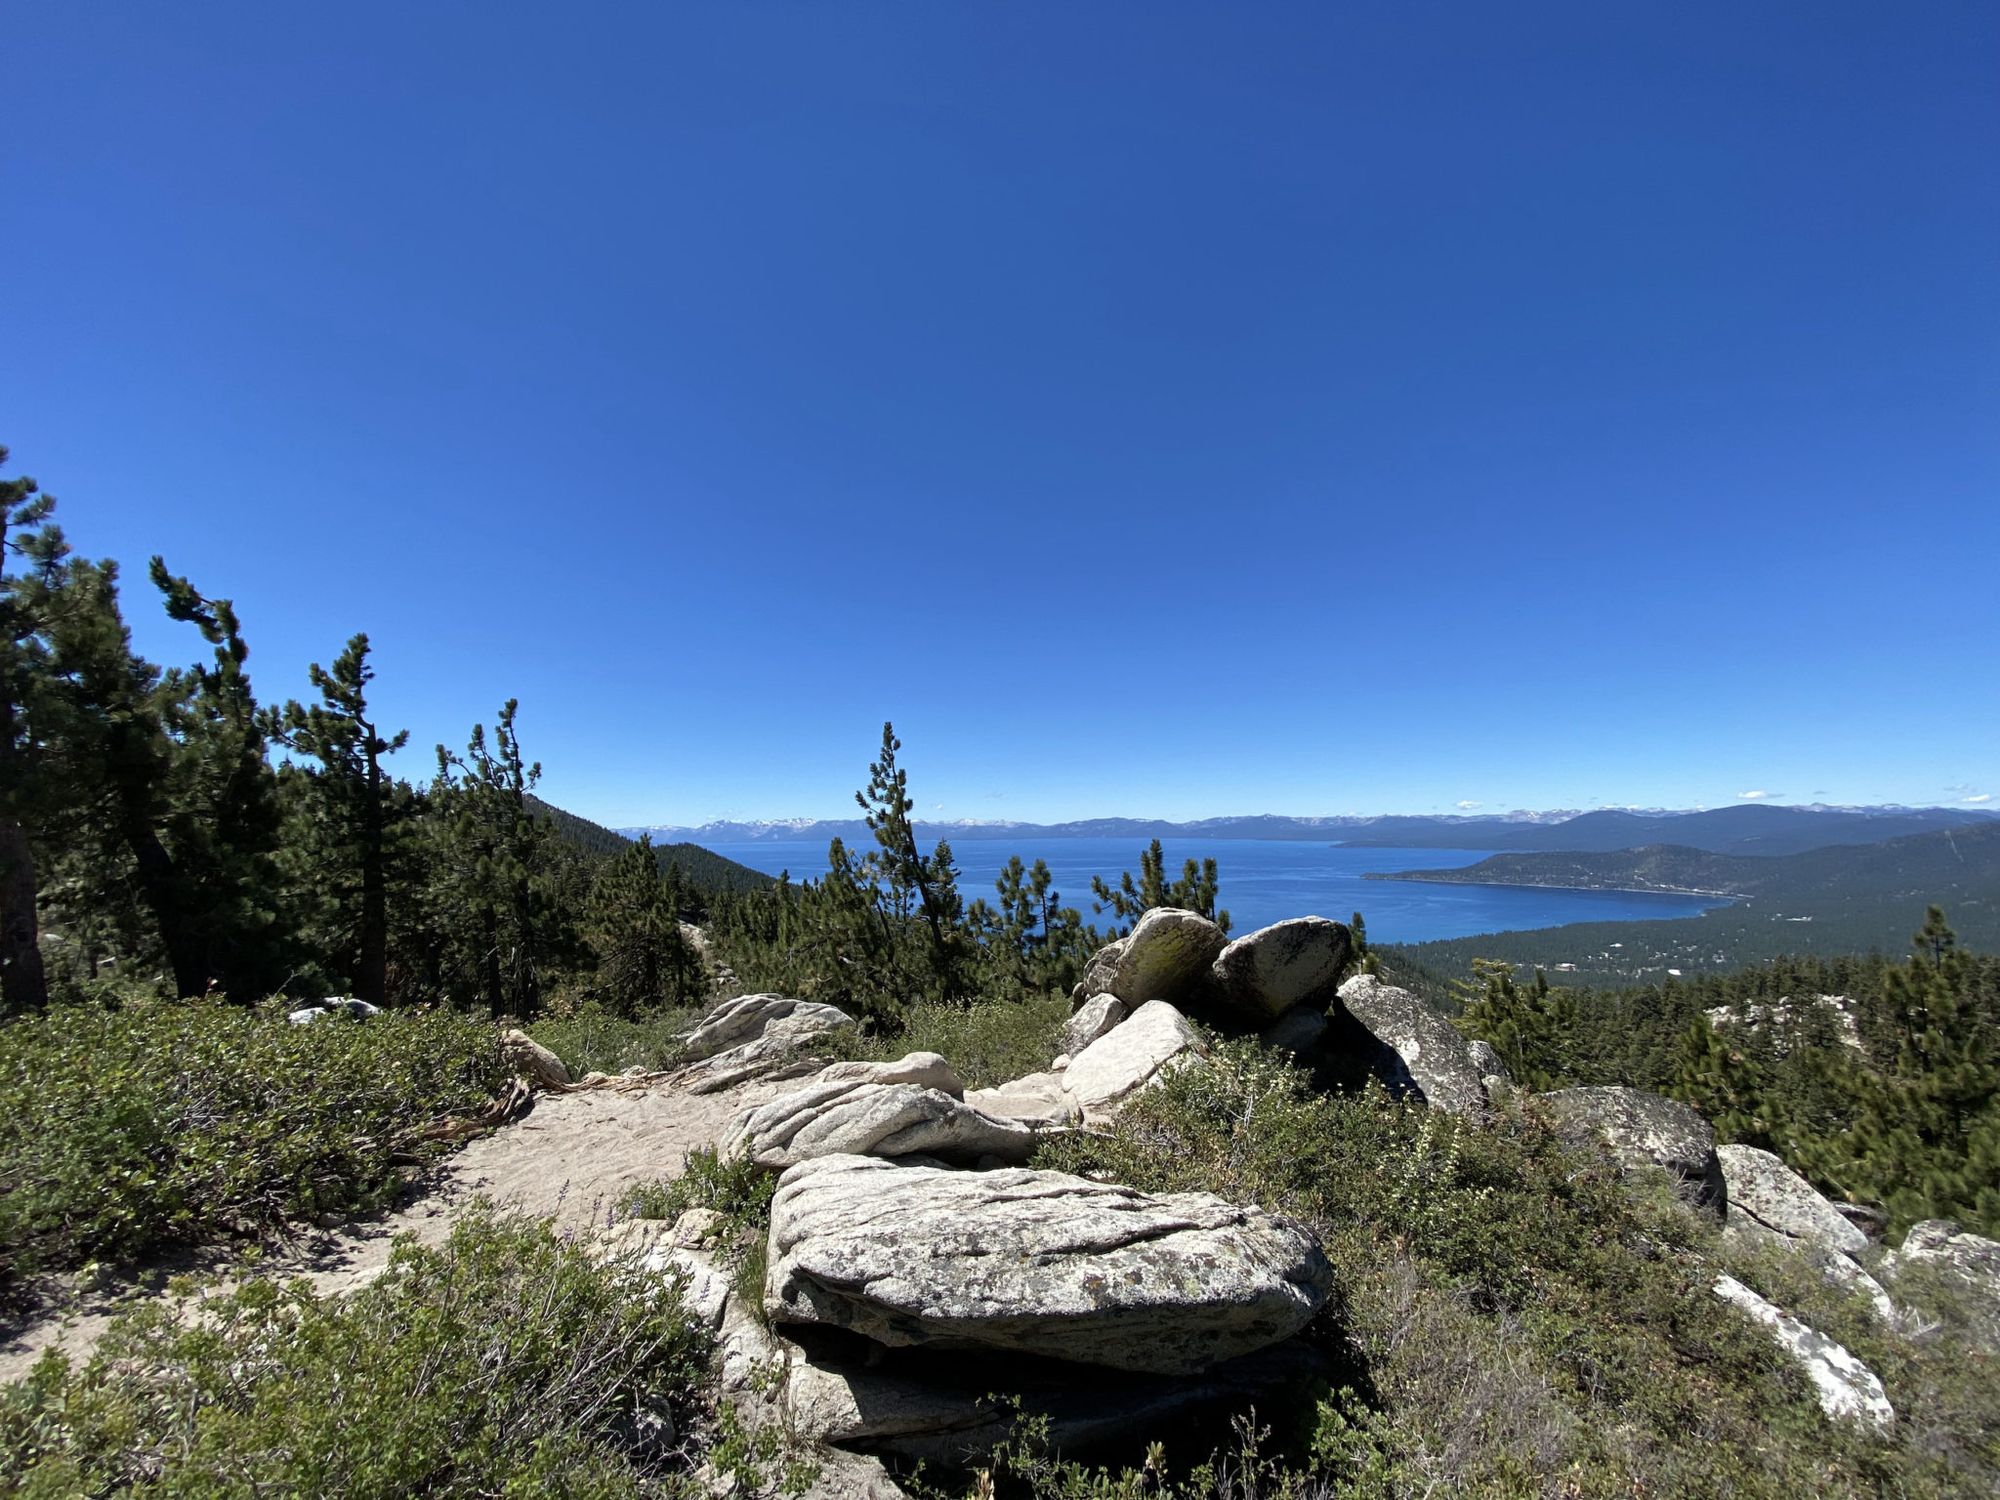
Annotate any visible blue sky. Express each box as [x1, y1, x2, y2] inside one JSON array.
[[5, 3, 1995, 825]]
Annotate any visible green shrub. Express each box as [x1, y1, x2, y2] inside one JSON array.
[[532, 998, 702, 1078], [865, 989, 1070, 1090], [0, 1207, 711, 1498], [620, 1146, 778, 1320], [1031, 1039, 1999, 1499], [0, 998, 506, 1284]]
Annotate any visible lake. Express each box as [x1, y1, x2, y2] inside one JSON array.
[[691, 837, 1725, 943]]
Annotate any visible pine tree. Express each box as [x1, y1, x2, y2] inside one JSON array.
[[1833, 908, 2000, 1233], [589, 834, 695, 1015], [1090, 839, 1231, 934], [276, 634, 410, 1005], [147, 559, 289, 997], [1670, 1013, 1770, 1146], [433, 700, 574, 1018], [854, 722, 966, 1000], [1459, 961, 1574, 1091], [0, 447, 62, 1013]]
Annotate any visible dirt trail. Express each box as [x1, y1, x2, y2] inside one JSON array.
[[0, 1073, 790, 1384]]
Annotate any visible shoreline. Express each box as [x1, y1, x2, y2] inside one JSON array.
[[1368, 873, 1744, 902]]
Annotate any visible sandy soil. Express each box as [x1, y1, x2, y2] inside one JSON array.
[[0, 1072, 792, 1384]]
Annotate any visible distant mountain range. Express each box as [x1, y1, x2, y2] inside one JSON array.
[[623, 804, 1996, 859]]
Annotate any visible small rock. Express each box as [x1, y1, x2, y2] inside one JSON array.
[[501, 1028, 572, 1090]]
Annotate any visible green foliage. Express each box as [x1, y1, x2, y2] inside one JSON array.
[[0, 1207, 713, 1498], [532, 997, 702, 1078], [868, 989, 1071, 1090], [428, 700, 582, 1019], [274, 632, 411, 1007], [1032, 1041, 1931, 1497], [1810, 908, 2000, 1236], [1089, 838, 1231, 935], [619, 1146, 778, 1323], [1454, 959, 1573, 1092], [0, 998, 505, 1284], [713, 723, 1108, 1021], [620, 1145, 775, 1233], [587, 836, 701, 1015]]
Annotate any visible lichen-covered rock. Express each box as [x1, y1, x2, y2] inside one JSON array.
[[1468, 1039, 1510, 1083], [723, 1056, 1036, 1170], [765, 1154, 1332, 1375], [1078, 937, 1129, 1002], [1064, 993, 1127, 1055], [591, 1217, 734, 1332], [1060, 999, 1204, 1125], [1718, 1144, 1868, 1259], [1087, 909, 1228, 1008], [1713, 1275, 1894, 1431], [1333, 975, 1487, 1117], [1211, 917, 1351, 1023], [1540, 1085, 1726, 1218]]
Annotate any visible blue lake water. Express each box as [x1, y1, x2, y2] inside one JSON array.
[[693, 838, 1725, 944]]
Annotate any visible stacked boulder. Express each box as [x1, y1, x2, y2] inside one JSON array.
[[1044, 908, 1493, 1122]]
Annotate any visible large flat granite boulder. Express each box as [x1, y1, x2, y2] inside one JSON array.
[[722, 1055, 1037, 1170], [764, 1154, 1331, 1375]]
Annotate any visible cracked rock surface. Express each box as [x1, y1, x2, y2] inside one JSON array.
[[764, 1154, 1331, 1374]]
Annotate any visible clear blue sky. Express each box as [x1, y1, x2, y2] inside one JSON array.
[[5, 3, 1995, 826]]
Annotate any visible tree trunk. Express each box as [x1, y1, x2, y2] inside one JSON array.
[[0, 817, 48, 1014], [357, 747, 388, 1007], [125, 816, 206, 998]]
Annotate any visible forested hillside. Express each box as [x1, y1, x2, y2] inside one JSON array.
[[530, 797, 775, 893]]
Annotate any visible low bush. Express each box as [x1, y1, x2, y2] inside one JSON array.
[[533, 998, 703, 1078], [0, 1207, 713, 1498], [621, 1146, 778, 1319], [1031, 1040, 1996, 1499], [0, 997, 505, 1285], [864, 989, 1070, 1090]]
